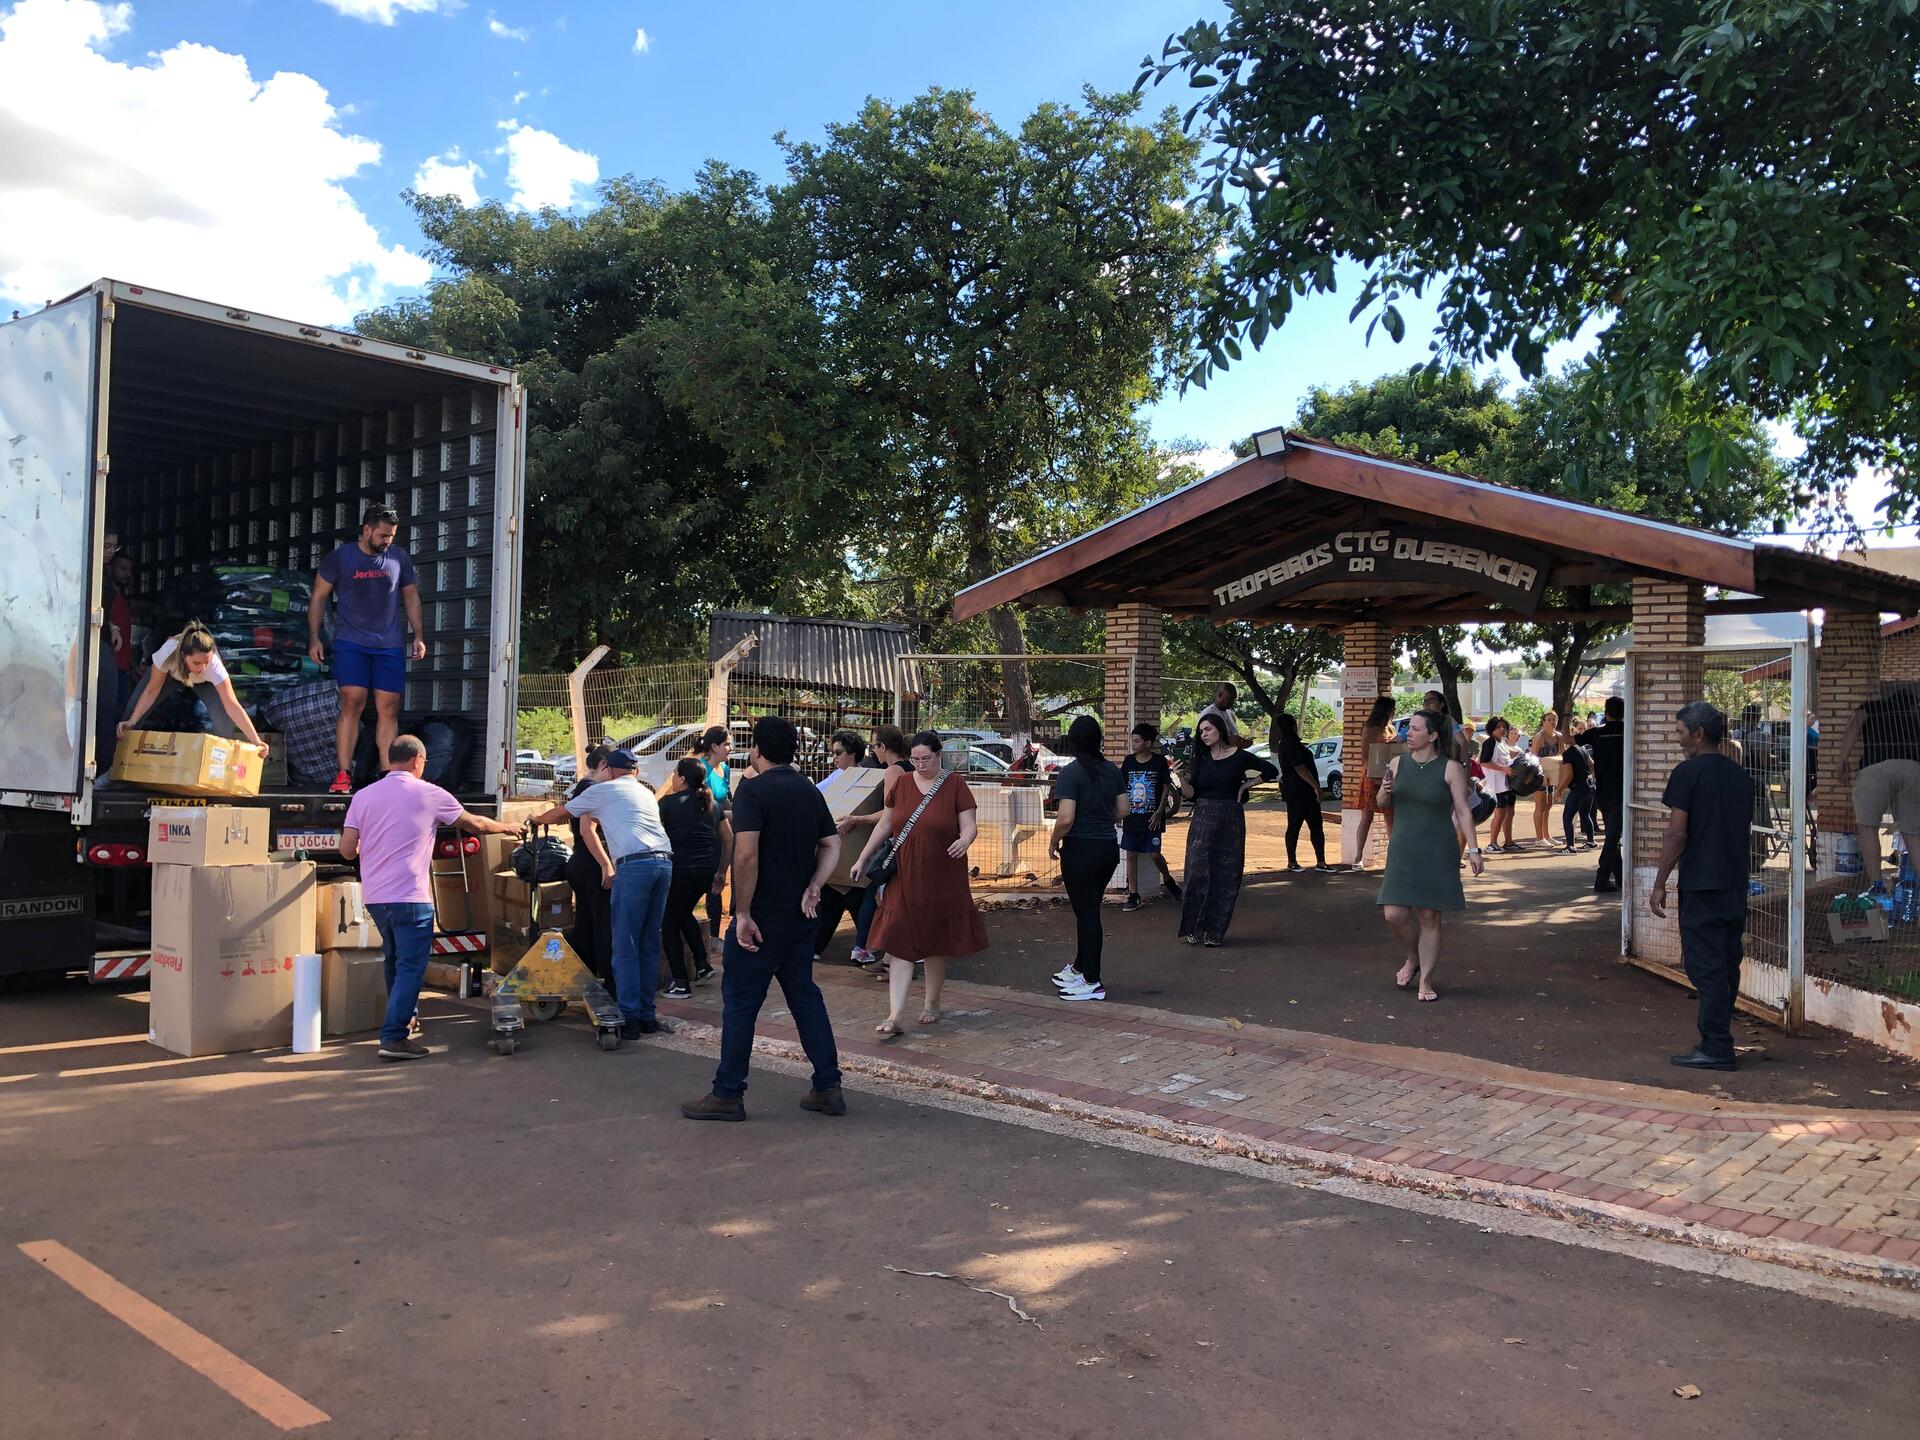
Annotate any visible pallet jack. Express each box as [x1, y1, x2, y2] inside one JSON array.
[[486, 825, 624, 1056]]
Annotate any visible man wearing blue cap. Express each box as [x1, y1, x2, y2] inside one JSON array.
[[530, 747, 675, 1037]]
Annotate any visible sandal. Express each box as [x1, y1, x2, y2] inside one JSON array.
[[875, 1020, 904, 1039], [1418, 989, 1439, 1003], [1395, 962, 1416, 989]]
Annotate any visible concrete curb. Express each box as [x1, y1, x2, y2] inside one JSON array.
[[670, 1018, 1920, 1294]]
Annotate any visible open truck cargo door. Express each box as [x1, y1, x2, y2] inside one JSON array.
[[0, 290, 103, 806]]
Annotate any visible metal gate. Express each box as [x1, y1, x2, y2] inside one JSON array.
[[1621, 638, 1810, 1028]]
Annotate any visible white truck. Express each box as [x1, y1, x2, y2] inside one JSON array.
[[0, 281, 526, 987]]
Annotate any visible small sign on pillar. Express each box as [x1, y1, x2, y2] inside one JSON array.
[[1341, 666, 1379, 700]]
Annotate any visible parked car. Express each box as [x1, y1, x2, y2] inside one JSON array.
[[1310, 737, 1342, 797], [513, 759, 558, 798], [938, 729, 1014, 765], [942, 739, 1013, 779]]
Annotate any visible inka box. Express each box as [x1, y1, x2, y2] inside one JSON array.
[[146, 804, 269, 868]]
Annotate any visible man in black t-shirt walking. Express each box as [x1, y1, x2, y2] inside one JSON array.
[[682, 715, 846, 1121], [1650, 701, 1755, 1071]]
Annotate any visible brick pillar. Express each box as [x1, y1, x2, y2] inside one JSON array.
[[1340, 622, 1393, 864], [1628, 580, 1705, 878], [1815, 611, 1883, 876], [1103, 603, 1164, 745], [1881, 622, 1919, 685]]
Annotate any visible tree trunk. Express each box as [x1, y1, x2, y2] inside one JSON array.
[[986, 604, 1036, 740], [1419, 630, 1464, 719]]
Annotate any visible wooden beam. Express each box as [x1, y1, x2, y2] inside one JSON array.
[[1282, 443, 1759, 593], [951, 456, 1286, 620]]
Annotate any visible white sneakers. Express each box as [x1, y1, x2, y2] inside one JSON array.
[[1051, 966, 1104, 1001]]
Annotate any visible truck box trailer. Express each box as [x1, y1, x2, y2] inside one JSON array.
[[0, 280, 525, 984]]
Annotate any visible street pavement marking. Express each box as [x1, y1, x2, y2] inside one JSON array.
[[17, 1240, 329, 1430], [0, 1033, 148, 1057]]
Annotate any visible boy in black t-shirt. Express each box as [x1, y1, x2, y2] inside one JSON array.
[[682, 715, 846, 1121], [1119, 724, 1182, 910]]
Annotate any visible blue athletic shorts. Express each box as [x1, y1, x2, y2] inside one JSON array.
[[1118, 829, 1162, 854], [333, 638, 407, 695]]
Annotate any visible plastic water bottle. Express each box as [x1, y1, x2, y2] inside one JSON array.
[[1898, 854, 1919, 925]]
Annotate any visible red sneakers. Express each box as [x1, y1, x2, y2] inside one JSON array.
[[328, 769, 352, 795]]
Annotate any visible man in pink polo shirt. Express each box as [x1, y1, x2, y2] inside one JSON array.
[[341, 734, 518, 1060]]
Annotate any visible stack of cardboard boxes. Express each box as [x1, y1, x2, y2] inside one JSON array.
[[147, 805, 316, 1056], [313, 877, 388, 1037]]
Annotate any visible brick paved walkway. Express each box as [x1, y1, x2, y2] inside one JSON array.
[[654, 964, 1920, 1283]]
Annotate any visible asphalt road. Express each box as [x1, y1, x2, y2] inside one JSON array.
[[937, 810, 1920, 1110], [0, 984, 1914, 1439]]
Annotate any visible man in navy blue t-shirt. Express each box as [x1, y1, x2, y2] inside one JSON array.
[[309, 503, 426, 793]]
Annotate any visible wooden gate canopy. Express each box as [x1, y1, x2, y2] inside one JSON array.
[[952, 431, 1920, 627]]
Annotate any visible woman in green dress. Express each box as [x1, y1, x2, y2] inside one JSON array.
[[1376, 710, 1485, 1002]]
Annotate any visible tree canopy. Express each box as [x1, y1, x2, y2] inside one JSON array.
[[1143, 0, 1920, 522]]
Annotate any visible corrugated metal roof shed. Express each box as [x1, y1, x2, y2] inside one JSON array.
[[708, 612, 912, 693]]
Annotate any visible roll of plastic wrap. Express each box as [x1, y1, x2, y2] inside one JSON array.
[[292, 952, 322, 1053]]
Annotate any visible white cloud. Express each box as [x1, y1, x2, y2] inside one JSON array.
[[510, 87, 528, 104], [0, 0, 429, 324], [631, 25, 648, 53], [315, 0, 453, 24], [497, 119, 598, 211], [413, 150, 482, 206], [485, 14, 526, 41]]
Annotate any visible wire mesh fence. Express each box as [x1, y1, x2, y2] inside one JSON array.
[[725, 674, 895, 783], [1624, 644, 1806, 1026], [513, 659, 710, 798], [900, 654, 1138, 887]]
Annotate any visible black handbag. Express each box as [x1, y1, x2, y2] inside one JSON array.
[[863, 772, 950, 886], [1468, 782, 1496, 827]]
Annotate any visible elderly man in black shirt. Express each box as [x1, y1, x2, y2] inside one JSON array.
[[1650, 701, 1755, 1071]]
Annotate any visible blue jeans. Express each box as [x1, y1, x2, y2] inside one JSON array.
[[711, 919, 841, 1100], [610, 855, 672, 1021], [368, 902, 435, 1046]]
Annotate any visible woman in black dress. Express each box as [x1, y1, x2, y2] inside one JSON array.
[[1274, 712, 1332, 872], [658, 757, 729, 997], [1174, 713, 1278, 946], [563, 745, 614, 991]]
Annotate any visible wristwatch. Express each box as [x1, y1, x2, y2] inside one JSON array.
[[1466, 846, 1483, 854]]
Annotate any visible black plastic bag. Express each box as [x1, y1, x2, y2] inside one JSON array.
[[513, 835, 571, 883]]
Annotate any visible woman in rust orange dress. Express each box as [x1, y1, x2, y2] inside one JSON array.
[[855, 730, 988, 1036]]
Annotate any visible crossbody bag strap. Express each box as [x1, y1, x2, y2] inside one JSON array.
[[893, 771, 951, 851]]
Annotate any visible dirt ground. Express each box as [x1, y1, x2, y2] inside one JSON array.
[[2, 985, 1915, 1440], [926, 804, 1920, 1111]]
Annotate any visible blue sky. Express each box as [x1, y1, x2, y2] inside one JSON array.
[[0, 0, 1891, 538], [0, 0, 1471, 459]]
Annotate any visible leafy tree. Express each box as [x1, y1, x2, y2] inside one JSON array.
[[1143, 1, 1920, 521], [359, 169, 856, 667], [1478, 365, 1788, 715], [752, 87, 1228, 734], [1166, 617, 1343, 745], [1499, 695, 1546, 735]]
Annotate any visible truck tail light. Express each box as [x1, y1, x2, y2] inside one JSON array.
[[87, 843, 145, 867]]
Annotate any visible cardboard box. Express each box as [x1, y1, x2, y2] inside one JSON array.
[[316, 879, 382, 950], [1367, 741, 1405, 780], [148, 860, 317, 1057], [323, 947, 389, 1036], [428, 835, 500, 937], [112, 732, 265, 798], [490, 868, 572, 938], [821, 767, 888, 888], [1827, 905, 1890, 945], [146, 804, 270, 868]]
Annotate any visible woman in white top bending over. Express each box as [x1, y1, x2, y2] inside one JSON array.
[[118, 620, 268, 753]]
